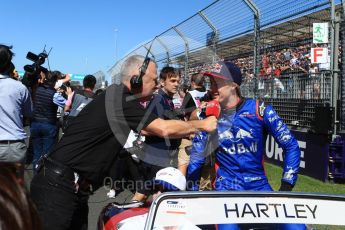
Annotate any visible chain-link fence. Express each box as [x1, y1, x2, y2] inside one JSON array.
[[109, 0, 344, 133]]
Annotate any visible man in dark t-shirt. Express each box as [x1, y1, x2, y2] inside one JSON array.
[[30, 55, 217, 230], [133, 67, 182, 201], [52, 85, 155, 188], [178, 72, 207, 176], [181, 72, 207, 120]]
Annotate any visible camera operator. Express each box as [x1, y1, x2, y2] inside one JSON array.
[[22, 50, 49, 99], [0, 44, 33, 163], [30, 70, 67, 173], [51, 71, 71, 134]]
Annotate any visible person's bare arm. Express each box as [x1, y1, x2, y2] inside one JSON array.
[[189, 101, 208, 120], [189, 101, 219, 121], [62, 74, 71, 83], [64, 89, 74, 112], [189, 110, 197, 120], [141, 116, 217, 138]]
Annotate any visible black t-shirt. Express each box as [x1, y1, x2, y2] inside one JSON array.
[[181, 87, 206, 119], [145, 89, 180, 149], [50, 84, 157, 188]]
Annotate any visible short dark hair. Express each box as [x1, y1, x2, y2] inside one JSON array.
[[191, 72, 204, 87], [51, 70, 64, 80], [179, 84, 189, 94], [9, 62, 15, 74], [43, 71, 57, 87], [0, 44, 14, 74], [83, 75, 96, 89], [159, 66, 179, 81]]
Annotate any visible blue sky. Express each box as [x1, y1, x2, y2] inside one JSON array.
[[2, 0, 214, 81]]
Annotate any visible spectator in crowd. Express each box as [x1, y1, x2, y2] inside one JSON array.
[[30, 70, 66, 173], [30, 55, 217, 230], [131, 66, 182, 202], [0, 44, 33, 163], [309, 63, 321, 99], [178, 73, 209, 182], [181, 72, 207, 119], [63, 74, 96, 130], [187, 61, 305, 230], [51, 71, 71, 136], [178, 84, 188, 98], [8, 62, 20, 80], [178, 73, 214, 190], [0, 162, 42, 230], [64, 74, 96, 115], [54, 71, 71, 90]]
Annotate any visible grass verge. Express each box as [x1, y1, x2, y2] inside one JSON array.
[[265, 162, 345, 194]]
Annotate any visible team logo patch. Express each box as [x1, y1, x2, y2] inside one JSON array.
[[259, 102, 266, 117], [219, 127, 254, 142]]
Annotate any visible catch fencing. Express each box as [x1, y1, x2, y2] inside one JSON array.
[[109, 0, 345, 134]]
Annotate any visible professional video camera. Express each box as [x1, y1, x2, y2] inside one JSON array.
[[22, 47, 51, 89], [23, 51, 48, 76]]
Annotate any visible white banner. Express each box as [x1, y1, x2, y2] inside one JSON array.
[[153, 196, 345, 227]]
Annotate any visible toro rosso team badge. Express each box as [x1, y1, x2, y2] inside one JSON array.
[[219, 127, 254, 142]]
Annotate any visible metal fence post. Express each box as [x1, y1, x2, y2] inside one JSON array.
[[173, 26, 189, 81], [243, 0, 261, 98], [341, 0, 345, 130], [156, 37, 170, 66], [198, 11, 218, 63], [330, 0, 341, 137]]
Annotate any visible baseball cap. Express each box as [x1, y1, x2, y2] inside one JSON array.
[[204, 61, 242, 86], [154, 167, 186, 191]]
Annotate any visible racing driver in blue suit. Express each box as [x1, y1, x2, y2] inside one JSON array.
[[187, 61, 305, 230]]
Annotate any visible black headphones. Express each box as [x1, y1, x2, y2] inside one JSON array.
[[130, 56, 151, 90], [130, 39, 155, 90]]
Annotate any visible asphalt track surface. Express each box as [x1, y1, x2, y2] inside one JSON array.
[[24, 165, 133, 230]]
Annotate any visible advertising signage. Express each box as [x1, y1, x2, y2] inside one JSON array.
[[265, 130, 329, 181]]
